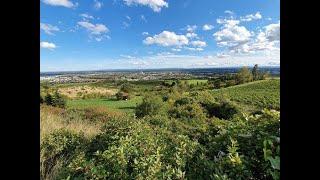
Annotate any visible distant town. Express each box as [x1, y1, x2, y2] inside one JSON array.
[[40, 67, 280, 84]]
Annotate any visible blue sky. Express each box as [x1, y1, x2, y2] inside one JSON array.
[[40, 0, 280, 72]]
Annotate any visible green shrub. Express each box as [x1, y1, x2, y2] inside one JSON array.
[[52, 91, 66, 108], [44, 93, 53, 105], [203, 99, 239, 120], [62, 118, 198, 179], [40, 129, 86, 180], [135, 95, 166, 118]]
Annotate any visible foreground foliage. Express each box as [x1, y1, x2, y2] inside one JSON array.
[[40, 79, 280, 180]]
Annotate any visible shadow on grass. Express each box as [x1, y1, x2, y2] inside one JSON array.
[[101, 98, 118, 102], [118, 107, 135, 110]]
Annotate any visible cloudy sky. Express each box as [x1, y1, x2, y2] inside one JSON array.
[[40, 0, 280, 72]]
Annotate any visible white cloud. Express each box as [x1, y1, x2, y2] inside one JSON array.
[[213, 19, 251, 49], [143, 31, 189, 47], [186, 32, 198, 39], [126, 15, 131, 20], [240, 12, 262, 22], [142, 32, 149, 36], [122, 21, 130, 29], [123, 0, 168, 12], [264, 22, 280, 41], [185, 47, 204, 51], [191, 40, 207, 47], [40, 23, 59, 35], [224, 10, 234, 15], [216, 53, 230, 58], [186, 25, 197, 32], [78, 21, 109, 35], [216, 19, 240, 25], [94, 0, 103, 10], [202, 24, 214, 31], [80, 13, 94, 20], [140, 15, 147, 22], [171, 48, 181, 52], [242, 22, 279, 53], [42, 0, 76, 8], [120, 55, 136, 59], [214, 20, 280, 54], [77, 21, 109, 41], [40, 41, 56, 50]]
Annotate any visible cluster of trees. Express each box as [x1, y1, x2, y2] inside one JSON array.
[[40, 91, 66, 108], [210, 64, 270, 89]]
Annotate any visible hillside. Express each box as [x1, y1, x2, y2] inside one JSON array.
[[212, 79, 280, 110]]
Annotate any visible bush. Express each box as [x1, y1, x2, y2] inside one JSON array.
[[169, 98, 206, 121], [40, 129, 86, 180], [44, 93, 53, 105], [120, 83, 134, 93], [44, 92, 66, 108], [135, 95, 166, 118], [203, 99, 239, 120], [64, 118, 198, 180]]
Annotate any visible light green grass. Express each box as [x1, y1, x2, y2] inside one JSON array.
[[212, 79, 280, 110], [67, 96, 143, 114]]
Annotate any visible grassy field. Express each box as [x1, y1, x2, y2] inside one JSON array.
[[66, 96, 143, 114], [211, 79, 280, 110]]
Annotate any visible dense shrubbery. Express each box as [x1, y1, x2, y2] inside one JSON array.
[[40, 79, 280, 179], [40, 129, 86, 179], [41, 108, 279, 180], [44, 91, 66, 108]]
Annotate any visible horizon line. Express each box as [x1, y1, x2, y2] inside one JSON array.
[[40, 65, 280, 73]]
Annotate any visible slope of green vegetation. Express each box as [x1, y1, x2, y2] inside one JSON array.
[[212, 79, 280, 110], [40, 69, 280, 180]]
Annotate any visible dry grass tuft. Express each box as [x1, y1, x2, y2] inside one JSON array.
[[40, 105, 102, 142]]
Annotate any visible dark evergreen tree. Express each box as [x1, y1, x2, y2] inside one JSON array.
[[52, 91, 66, 108], [44, 93, 53, 105]]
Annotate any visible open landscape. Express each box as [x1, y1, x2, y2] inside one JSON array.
[[40, 67, 280, 180], [41, 0, 279, 179]]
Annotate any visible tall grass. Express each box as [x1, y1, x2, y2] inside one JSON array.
[[40, 105, 101, 142]]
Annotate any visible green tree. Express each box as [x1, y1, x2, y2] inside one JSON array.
[[44, 93, 53, 105], [236, 67, 253, 84], [214, 79, 221, 89], [252, 64, 259, 81], [120, 83, 134, 93], [226, 80, 236, 87], [52, 91, 66, 108]]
